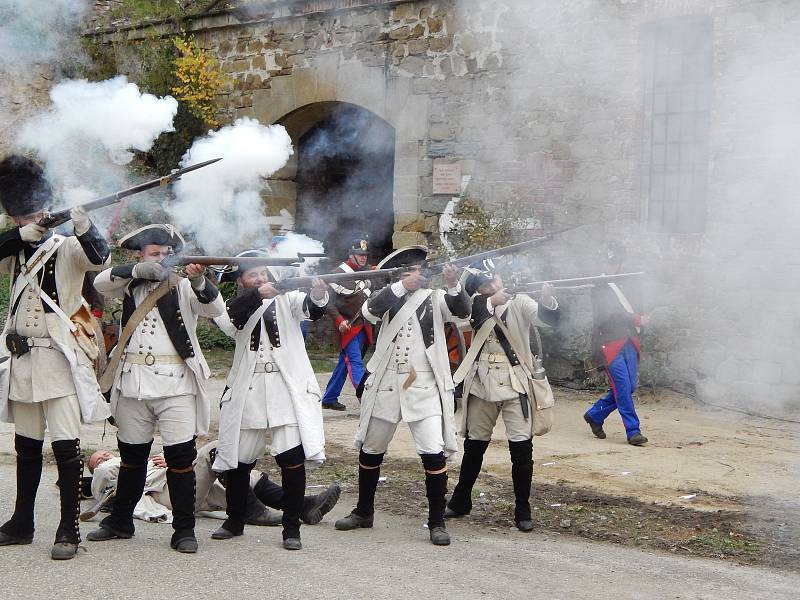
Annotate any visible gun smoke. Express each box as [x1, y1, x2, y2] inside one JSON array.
[[172, 117, 294, 255], [17, 76, 178, 210]]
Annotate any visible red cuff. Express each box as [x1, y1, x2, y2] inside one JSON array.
[[334, 315, 345, 327], [91, 309, 104, 319]]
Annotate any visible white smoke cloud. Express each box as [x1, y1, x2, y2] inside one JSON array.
[[172, 117, 294, 254], [15, 76, 178, 222], [0, 0, 88, 68], [18, 76, 178, 169]]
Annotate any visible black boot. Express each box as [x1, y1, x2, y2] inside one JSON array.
[[0, 435, 44, 546], [212, 461, 254, 540], [87, 439, 152, 542], [51, 439, 83, 560], [252, 473, 283, 509], [509, 439, 534, 532], [335, 451, 383, 530], [446, 438, 490, 518], [276, 445, 306, 550], [300, 482, 341, 525], [243, 489, 282, 526], [164, 440, 198, 553], [422, 453, 450, 546]]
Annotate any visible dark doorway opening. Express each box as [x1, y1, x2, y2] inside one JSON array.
[[294, 103, 395, 262]]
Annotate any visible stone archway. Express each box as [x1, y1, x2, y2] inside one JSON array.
[[267, 101, 396, 261]]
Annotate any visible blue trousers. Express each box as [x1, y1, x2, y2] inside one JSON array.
[[586, 341, 641, 438], [322, 329, 367, 405]]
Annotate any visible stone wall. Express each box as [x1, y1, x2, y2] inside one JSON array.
[[95, 0, 800, 414]]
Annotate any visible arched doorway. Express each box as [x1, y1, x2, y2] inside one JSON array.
[[273, 102, 396, 261]]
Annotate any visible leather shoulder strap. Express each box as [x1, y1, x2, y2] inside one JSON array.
[[98, 274, 179, 393]]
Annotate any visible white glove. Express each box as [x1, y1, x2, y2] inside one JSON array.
[[70, 206, 91, 236], [20, 223, 47, 243], [132, 262, 170, 281]]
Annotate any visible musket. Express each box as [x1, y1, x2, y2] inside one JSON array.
[[424, 225, 580, 275], [296, 252, 327, 261], [162, 255, 301, 269], [36, 158, 222, 229], [274, 267, 405, 293], [507, 272, 645, 294]]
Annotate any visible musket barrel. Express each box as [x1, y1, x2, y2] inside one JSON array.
[[426, 225, 580, 274], [36, 158, 222, 229], [275, 267, 403, 292], [509, 271, 645, 293], [164, 255, 300, 268]]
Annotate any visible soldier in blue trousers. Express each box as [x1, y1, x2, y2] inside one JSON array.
[[321, 238, 374, 410], [583, 241, 649, 446]]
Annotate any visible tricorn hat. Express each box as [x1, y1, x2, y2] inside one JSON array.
[[348, 236, 370, 255], [218, 249, 278, 284], [118, 224, 186, 253], [462, 258, 497, 296], [0, 155, 53, 217], [376, 245, 428, 270]]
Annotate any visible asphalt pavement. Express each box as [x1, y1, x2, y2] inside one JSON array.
[[0, 464, 797, 600]]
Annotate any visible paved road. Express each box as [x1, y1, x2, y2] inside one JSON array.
[[0, 465, 797, 600]]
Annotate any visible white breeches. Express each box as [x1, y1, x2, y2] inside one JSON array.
[[12, 395, 81, 441], [114, 394, 197, 445]]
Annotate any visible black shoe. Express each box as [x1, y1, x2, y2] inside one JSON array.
[[628, 433, 648, 446], [86, 524, 132, 542], [322, 401, 347, 411], [334, 510, 374, 530], [429, 526, 451, 546], [301, 483, 341, 525], [283, 537, 302, 550], [0, 530, 33, 546], [171, 531, 198, 553], [583, 413, 606, 439], [51, 541, 79, 560], [515, 519, 534, 532], [444, 506, 468, 519], [211, 526, 242, 540]]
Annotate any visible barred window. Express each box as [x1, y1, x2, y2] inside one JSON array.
[[641, 16, 712, 233]]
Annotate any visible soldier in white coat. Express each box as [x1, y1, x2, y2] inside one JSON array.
[[87, 224, 224, 553], [0, 155, 111, 560], [445, 263, 559, 531], [334, 246, 470, 546], [212, 251, 328, 550]]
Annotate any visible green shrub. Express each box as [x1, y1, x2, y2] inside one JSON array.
[[195, 319, 234, 351]]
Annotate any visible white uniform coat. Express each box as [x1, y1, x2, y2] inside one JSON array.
[[459, 295, 555, 438], [213, 292, 326, 472], [0, 234, 111, 424], [357, 288, 461, 459], [93, 272, 224, 436]]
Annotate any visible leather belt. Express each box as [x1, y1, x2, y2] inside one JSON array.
[[389, 363, 432, 374], [124, 352, 184, 366], [254, 361, 280, 373], [25, 337, 53, 349], [481, 352, 510, 364]]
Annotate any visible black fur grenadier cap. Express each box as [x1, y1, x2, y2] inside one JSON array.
[[0, 154, 53, 216], [118, 224, 186, 253]]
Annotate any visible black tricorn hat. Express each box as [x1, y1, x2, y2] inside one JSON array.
[[348, 237, 370, 255], [376, 245, 428, 270], [462, 258, 497, 296], [118, 224, 186, 253], [218, 249, 278, 284], [0, 155, 52, 217]]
